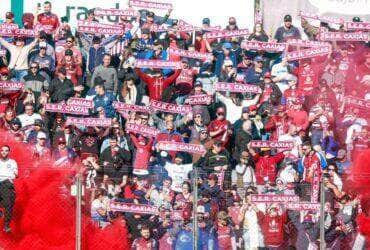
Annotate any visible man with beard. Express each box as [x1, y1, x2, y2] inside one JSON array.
[[132, 224, 158, 249], [0, 145, 18, 233]]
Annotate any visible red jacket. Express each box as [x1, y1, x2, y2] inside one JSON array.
[[286, 109, 309, 131], [298, 64, 319, 95], [302, 152, 322, 183], [208, 119, 231, 146], [37, 12, 60, 32], [253, 152, 285, 185], [130, 134, 153, 175], [135, 69, 181, 100], [264, 115, 290, 140], [258, 212, 287, 247]]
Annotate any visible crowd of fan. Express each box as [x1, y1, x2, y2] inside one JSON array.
[[0, 1, 369, 249]]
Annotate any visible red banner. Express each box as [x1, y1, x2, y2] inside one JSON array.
[[66, 117, 112, 127], [287, 39, 331, 48], [345, 21, 370, 30], [77, 21, 124, 35], [34, 24, 54, 34], [157, 141, 206, 155], [250, 140, 294, 149], [285, 46, 331, 61], [0, 23, 19, 30], [126, 123, 159, 138], [67, 98, 94, 108], [251, 194, 300, 203], [110, 202, 158, 215], [94, 8, 139, 17], [45, 103, 90, 115], [113, 101, 153, 113], [135, 59, 182, 69], [319, 31, 369, 41], [241, 41, 287, 52], [204, 29, 249, 39], [299, 11, 344, 25], [285, 202, 320, 211], [0, 28, 15, 36], [14, 29, 35, 37], [129, 0, 173, 10], [214, 82, 261, 94], [150, 100, 192, 114], [311, 169, 320, 203], [344, 96, 370, 109], [168, 48, 212, 61], [0, 81, 24, 91], [184, 94, 212, 105]]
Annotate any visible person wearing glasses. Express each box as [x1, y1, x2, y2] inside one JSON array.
[[0, 145, 18, 233], [22, 62, 49, 105], [56, 35, 82, 66]]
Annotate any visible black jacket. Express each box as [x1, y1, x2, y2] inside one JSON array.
[[49, 77, 74, 103]]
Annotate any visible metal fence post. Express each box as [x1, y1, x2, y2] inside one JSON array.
[[76, 173, 82, 250], [320, 179, 326, 250], [192, 168, 198, 250]]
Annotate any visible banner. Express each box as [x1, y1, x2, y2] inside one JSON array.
[[168, 48, 212, 61], [214, 82, 261, 94], [150, 100, 192, 114], [241, 41, 287, 52], [251, 194, 300, 203], [34, 24, 55, 34], [319, 31, 369, 41], [345, 21, 370, 31], [77, 25, 124, 36], [157, 141, 206, 154], [125, 123, 159, 138], [285, 46, 331, 61], [113, 101, 153, 113], [135, 59, 182, 69], [311, 168, 320, 203], [285, 202, 320, 211], [250, 140, 294, 149], [299, 11, 344, 25], [110, 202, 158, 215], [0, 81, 24, 91], [129, 0, 173, 10], [0, 23, 19, 30], [204, 29, 249, 39], [0, 28, 15, 37], [286, 39, 331, 48], [344, 96, 370, 109], [66, 98, 94, 108], [45, 102, 90, 115], [66, 117, 112, 127], [94, 8, 139, 17], [184, 94, 212, 105], [14, 29, 36, 37]]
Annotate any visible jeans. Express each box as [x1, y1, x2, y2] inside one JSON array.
[[12, 69, 28, 82]]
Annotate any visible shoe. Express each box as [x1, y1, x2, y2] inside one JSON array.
[[3, 226, 11, 233]]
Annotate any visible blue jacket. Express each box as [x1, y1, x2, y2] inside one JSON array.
[[298, 151, 327, 175], [213, 49, 238, 77], [93, 92, 116, 118], [88, 46, 106, 73]]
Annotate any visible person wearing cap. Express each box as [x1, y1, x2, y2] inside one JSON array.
[[190, 128, 214, 163], [30, 42, 55, 80], [56, 49, 83, 86], [88, 37, 106, 74], [0, 35, 38, 81], [195, 63, 218, 95], [27, 118, 49, 145], [135, 28, 154, 59], [49, 67, 78, 103], [135, 62, 181, 101], [32, 31, 55, 60], [202, 18, 211, 30], [52, 136, 77, 167], [56, 35, 82, 66], [140, 8, 172, 30], [199, 140, 230, 181], [283, 75, 305, 109], [245, 55, 267, 84], [8, 118, 26, 142], [31, 131, 51, 159], [174, 58, 199, 96], [258, 71, 282, 107], [207, 106, 232, 146], [274, 14, 301, 43], [264, 104, 289, 140], [205, 40, 238, 77]]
